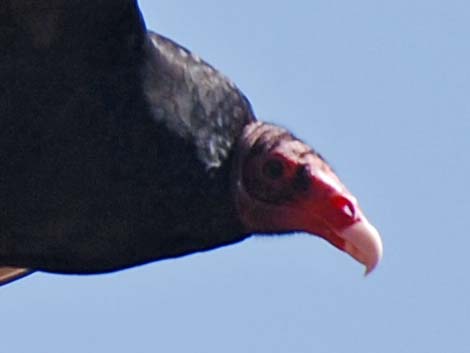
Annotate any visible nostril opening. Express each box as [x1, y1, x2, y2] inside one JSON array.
[[342, 203, 354, 218], [332, 195, 356, 219]]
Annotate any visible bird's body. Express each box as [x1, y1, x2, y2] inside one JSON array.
[[0, 0, 382, 285]]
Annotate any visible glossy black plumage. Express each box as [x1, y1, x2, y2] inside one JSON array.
[[0, 0, 253, 273], [0, 1, 384, 284]]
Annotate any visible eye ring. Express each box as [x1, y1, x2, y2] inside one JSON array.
[[262, 159, 284, 180]]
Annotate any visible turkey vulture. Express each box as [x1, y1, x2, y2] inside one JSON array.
[[0, 1, 382, 285]]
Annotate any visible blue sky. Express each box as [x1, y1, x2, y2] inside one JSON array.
[[2, 1, 469, 352]]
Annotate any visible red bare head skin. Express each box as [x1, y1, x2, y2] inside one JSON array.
[[233, 122, 383, 274]]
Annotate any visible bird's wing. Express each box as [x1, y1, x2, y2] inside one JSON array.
[[144, 32, 256, 170], [0, 0, 148, 281], [1, 0, 146, 50], [0, 267, 33, 286]]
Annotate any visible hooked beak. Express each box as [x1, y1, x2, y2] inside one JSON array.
[[322, 204, 383, 275], [299, 165, 383, 274]]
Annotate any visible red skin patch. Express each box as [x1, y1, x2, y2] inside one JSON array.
[[234, 122, 382, 272]]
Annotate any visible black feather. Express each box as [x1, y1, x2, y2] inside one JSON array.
[[0, 0, 253, 273]]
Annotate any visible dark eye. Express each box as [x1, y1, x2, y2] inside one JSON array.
[[262, 159, 284, 180]]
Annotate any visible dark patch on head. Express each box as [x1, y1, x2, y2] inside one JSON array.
[[315, 151, 327, 164], [292, 165, 311, 192]]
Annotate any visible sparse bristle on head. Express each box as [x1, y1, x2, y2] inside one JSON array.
[[232, 121, 382, 274]]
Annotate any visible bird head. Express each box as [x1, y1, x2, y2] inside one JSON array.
[[233, 122, 383, 274]]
